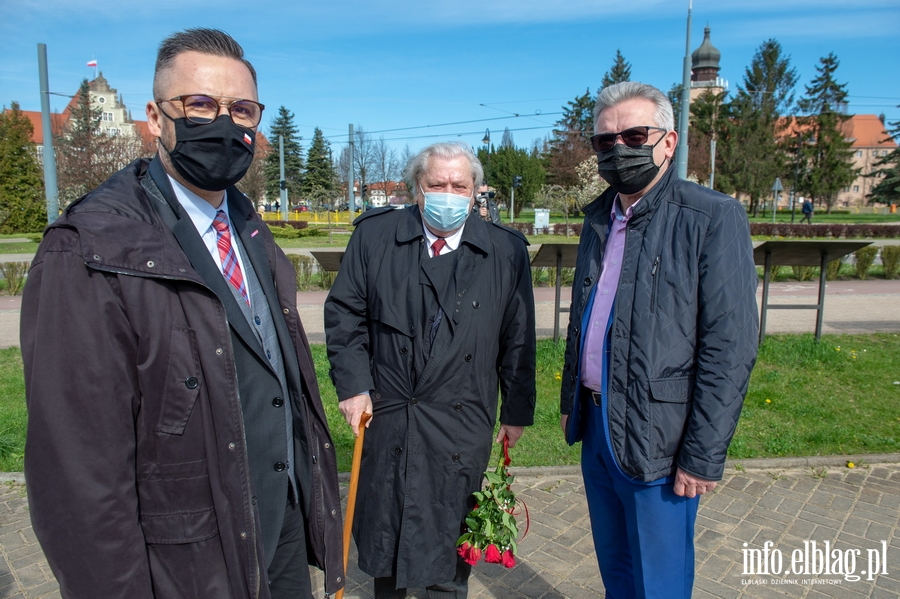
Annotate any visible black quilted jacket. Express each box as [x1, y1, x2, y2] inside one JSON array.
[[560, 166, 759, 482]]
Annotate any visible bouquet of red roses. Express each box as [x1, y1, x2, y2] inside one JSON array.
[[456, 438, 525, 568]]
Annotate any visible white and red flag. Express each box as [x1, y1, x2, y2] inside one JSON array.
[[86, 59, 98, 67]]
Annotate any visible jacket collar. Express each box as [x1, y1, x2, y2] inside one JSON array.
[[584, 162, 679, 223]]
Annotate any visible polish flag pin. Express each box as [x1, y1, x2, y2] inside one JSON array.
[[251, 229, 259, 237], [244, 133, 253, 145]]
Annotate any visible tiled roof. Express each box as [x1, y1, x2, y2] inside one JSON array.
[[779, 114, 896, 149]]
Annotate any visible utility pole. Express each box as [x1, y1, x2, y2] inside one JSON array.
[[676, 0, 693, 180], [348, 124, 355, 213], [37, 43, 59, 223]]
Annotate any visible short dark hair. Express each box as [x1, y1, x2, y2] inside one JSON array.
[[153, 28, 257, 99]]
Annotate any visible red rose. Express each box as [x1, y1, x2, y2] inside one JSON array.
[[457, 542, 471, 560], [485, 544, 502, 564], [501, 549, 516, 568], [465, 546, 482, 566]]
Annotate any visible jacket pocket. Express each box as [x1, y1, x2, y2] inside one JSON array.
[[648, 376, 695, 459], [649, 256, 660, 313], [140, 506, 218, 544], [157, 326, 202, 436]]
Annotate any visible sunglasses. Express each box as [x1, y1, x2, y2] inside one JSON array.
[[590, 126, 668, 152]]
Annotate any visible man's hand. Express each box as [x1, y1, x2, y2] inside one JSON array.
[[673, 467, 718, 498], [339, 393, 373, 437], [495, 425, 524, 448], [559, 414, 568, 437]]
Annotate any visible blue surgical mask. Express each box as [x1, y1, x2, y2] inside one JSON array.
[[420, 187, 471, 233]]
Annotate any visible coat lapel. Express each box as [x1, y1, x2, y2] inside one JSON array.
[[145, 159, 268, 365]]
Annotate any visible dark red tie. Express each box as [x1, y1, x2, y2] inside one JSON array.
[[431, 238, 447, 257]]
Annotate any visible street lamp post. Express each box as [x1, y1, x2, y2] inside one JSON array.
[[482, 129, 491, 186]]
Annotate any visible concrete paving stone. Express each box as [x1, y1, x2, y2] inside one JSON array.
[[698, 553, 733, 581], [724, 498, 757, 519], [538, 540, 581, 564], [693, 574, 744, 598], [696, 513, 739, 536], [747, 505, 795, 526], [12, 562, 52, 588], [491, 561, 536, 590], [848, 503, 900, 525], [19, 580, 58, 598], [756, 492, 785, 511], [797, 504, 845, 528], [810, 489, 839, 508], [829, 495, 858, 514], [866, 522, 894, 542], [547, 579, 601, 599], [842, 515, 875, 537], [818, 478, 865, 498], [516, 570, 562, 597], [695, 528, 728, 553], [527, 549, 572, 577], [745, 480, 774, 498], [870, 467, 894, 479], [540, 498, 574, 518], [728, 521, 767, 545], [843, 472, 868, 486], [879, 493, 900, 511]]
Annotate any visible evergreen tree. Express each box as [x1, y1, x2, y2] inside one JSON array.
[[500, 127, 515, 149], [546, 88, 595, 187], [264, 106, 304, 206], [796, 53, 858, 213], [601, 50, 631, 88], [687, 89, 727, 186], [478, 144, 546, 218], [717, 39, 798, 215], [867, 112, 900, 205], [302, 127, 335, 193], [0, 102, 47, 232]]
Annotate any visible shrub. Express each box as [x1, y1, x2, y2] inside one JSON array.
[[0, 262, 29, 295], [791, 266, 817, 281], [853, 246, 879, 280], [881, 245, 900, 279], [267, 220, 308, 230], [825, 257, 843, 281], [268, 225, 300, 239]]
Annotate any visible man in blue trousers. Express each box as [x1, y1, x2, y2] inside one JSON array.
[[559, 81, 759, 598]]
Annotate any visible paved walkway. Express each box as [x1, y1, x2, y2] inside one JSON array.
[[1, 256, 898, 597], [1, 456, 899, 598]]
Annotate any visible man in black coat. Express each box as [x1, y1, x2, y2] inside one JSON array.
[[560, 82, 758, 597], [21, 28, 342, 598], [324, 142, 536, 598]]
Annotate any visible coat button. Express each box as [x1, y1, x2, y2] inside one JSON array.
[[454, 403, 462, 411], [251, 495, 257, 505], [228, 442, 236, 450], [283, 308, 290, 314], [584, 277, 591, 286], [324, 442, 331, 449], [274, 462, 286, 472], [464, 354, 472, 362], [254, 315, 261, 325], [400, 346, 408, 355], [146, 261, 155, 268], [472, 301, 480, 308], [185, 376, 199, 389], [452, 453, 460, 462], [273, 397, 284, 408], [216, 348, 223, 355], [410, 398, 418, 405], [395, 447, 403, 455], [240, 531, 247, 539]]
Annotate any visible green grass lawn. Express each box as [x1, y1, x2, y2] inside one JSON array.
[[2, 334, 898, 473]]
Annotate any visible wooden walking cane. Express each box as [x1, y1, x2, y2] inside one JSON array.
[[335, 411, 371, 599]]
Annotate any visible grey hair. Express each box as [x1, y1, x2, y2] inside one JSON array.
[[153, 28, 257, 99], [593, 81, 675, 132], [403, 142, 484, 198]]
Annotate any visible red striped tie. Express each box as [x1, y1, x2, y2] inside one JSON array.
[[212, 211, 249, 305]]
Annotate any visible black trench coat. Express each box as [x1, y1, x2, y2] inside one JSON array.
[[324, 206, 536, 588]]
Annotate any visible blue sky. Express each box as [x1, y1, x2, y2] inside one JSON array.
[[1, 0, 897, 155]]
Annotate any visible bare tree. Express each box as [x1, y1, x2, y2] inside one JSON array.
[[371, 136, 400, 203]]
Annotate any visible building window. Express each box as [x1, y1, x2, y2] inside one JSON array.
[[107, 128, 119, 136], [98, 96, 106, 104], [856, 150, 862, 157], [102, 112, 114, 122], [853, 185, 860, 192]]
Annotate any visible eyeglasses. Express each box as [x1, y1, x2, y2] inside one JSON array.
[[590, 126, 667, 152], [156, 94, 265, 128]]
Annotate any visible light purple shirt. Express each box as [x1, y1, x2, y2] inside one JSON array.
[[580, 195, 640, 392]]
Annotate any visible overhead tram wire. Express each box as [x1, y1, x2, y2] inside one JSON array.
[[323, 111, 562, 141]]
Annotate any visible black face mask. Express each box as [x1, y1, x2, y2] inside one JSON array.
[[160, 114, 255, 191], [597, 143, 662, 196]]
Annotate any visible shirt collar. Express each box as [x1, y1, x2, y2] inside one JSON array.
[[422, 220, 465, 254], [168, 175, 230, 235], [611, 193, 642, 223]]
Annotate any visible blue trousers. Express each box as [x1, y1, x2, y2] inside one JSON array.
[[582, 400, 699, 599]]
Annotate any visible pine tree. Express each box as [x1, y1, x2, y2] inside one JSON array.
[[601, 50, 631, 88], [866, 113, 900, 205], [546, 88, 595, 187], [717, 39, 798, 215], [264, 106, 304, 206], [796, 53, 858, 213], [302, 127, 335, 193], [0, 102, 47, 232]]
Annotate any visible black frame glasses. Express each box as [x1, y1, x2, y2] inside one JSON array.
[[590, 126, 667, 153], [157, 94, 265, 128]]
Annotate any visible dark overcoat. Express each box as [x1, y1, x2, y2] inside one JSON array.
[[324, 206, 536, 588]]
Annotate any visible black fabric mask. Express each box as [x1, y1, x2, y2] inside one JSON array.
[[597, 143, 662, 195], [160, 114, 255, 191]]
